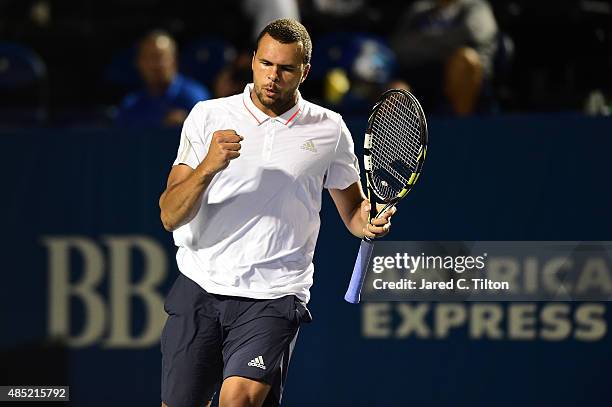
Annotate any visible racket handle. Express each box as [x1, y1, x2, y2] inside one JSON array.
[[344, 239, 375, 304]]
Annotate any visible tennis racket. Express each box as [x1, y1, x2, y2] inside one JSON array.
[[344, 89, 428, 304]]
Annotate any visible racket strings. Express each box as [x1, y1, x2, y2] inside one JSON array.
[[374, 95, 422, 162], [387, 94, 422, 158], [370, 93, 423, 200]]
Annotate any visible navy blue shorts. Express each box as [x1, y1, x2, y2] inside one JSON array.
[[161, 273, 312, 407]]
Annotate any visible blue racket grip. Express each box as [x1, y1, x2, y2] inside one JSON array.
[[344, 239, 375, 304]]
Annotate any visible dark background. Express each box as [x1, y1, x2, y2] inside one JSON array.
[[1, 0, 611, 122]]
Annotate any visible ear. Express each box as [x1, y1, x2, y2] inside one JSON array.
[[301, 63, 311, 84], [251, 51, 256, 70]]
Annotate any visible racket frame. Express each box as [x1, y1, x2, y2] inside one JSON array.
[[362, 89, 428, 234], [344, 89, 429, 304]]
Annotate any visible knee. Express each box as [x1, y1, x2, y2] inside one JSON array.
[[220, 379, 268, 407], [446, 47, 483, 77], [162, 399, 211, 407], [220, 391, 261, 407]]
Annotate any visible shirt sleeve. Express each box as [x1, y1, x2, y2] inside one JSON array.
[[324, 117, 361, 189], [172, 103, 208, 169]]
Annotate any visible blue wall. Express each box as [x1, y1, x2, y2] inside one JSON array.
[[1, 115, 611, 406]]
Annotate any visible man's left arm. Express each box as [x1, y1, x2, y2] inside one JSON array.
[[329, 182, 396, 239]]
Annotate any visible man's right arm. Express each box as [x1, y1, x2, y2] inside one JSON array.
[[159, 129, 242, 231]]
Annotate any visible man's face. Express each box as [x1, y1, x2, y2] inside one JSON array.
[[137, 36, 177, 90], [251, 34, 310, 114]]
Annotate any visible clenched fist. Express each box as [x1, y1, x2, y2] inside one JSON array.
[[201, 129, 243, 175]]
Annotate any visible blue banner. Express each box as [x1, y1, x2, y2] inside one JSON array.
[[1, 115, 611, 406]]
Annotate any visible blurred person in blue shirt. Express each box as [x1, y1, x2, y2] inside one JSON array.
[[116, 30, 211, 127]]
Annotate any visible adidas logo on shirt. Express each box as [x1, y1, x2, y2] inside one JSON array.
[[300, 139, 317, 153], [248, 356, 266, 370]]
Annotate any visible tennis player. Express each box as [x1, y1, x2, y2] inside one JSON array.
[[158, 18, 396, 407]]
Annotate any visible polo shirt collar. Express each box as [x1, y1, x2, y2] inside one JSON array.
[[242, 83, 302, 127]]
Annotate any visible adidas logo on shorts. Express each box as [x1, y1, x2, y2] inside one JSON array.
[[247, 356, 266, 370]]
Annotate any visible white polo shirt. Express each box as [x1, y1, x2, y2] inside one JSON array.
[[171, 84, 359, 303]]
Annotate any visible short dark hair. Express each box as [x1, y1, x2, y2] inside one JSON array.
[[255, 19, 312, 65]]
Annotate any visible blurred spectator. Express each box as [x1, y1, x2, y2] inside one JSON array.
[[243, 0, 300, 41], [115, 30, 210, 127], [0, 42, 48, 126], [213, 51, 252, 98], [584, 89, 611, 116], [300, 0, 384, 38], [319, 35, 406, 115], [391, 0, 498, 116]]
